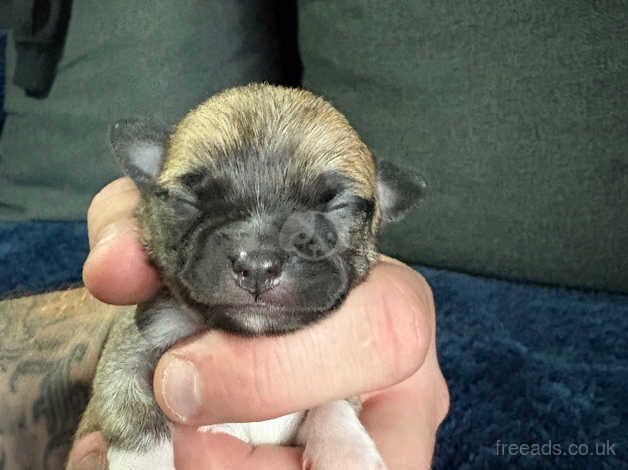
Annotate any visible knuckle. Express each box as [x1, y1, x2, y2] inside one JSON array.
[[89, 177, 136, 217], [407, 274, 435, 365], [87, 178, 139, 246], [214, 343, 282, 419], [247, 346, 289, 413], [376, 271, 433, 385]]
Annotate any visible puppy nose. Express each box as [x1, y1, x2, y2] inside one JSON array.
[[231, 251, 283, 295]]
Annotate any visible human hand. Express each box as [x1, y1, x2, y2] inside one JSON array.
[[68, 177, 449, 469]]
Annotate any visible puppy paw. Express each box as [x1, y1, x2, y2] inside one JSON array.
[[107, 440, 174, 470], [302, 437, 387, 470]]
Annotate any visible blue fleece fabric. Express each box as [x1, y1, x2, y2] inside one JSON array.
[[0, 221, 625, 469]]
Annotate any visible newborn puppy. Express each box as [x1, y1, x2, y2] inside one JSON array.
[[72, 84, 425, 470]]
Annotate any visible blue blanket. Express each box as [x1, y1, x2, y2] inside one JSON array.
[[0, 221, 625, 469]]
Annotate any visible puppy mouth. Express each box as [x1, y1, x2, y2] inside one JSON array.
[[207, 302, 324, 335], [174, 277, 348, 334], [211, 303, 296, 318]]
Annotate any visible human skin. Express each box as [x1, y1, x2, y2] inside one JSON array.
[[67, 177, 449, 469]]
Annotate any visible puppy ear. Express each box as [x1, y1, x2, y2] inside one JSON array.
[[110, 119, 170, 192], [376, 160, 427, 224]]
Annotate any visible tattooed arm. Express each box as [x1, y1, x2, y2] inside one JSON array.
[[0, 288, 121, 470]]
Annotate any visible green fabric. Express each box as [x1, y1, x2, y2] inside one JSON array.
[[0, 0, 284, 220], [298, 0, 628, 293]]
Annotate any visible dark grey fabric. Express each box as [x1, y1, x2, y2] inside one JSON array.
[[0, 0, 11, 28], [11, 0, 73, 96], [0, 0, 285, 220], [298, 0, 628, 292]]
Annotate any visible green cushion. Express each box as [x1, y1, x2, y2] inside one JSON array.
[[0, 0, 284, 220], [298, 0, 628, 292]]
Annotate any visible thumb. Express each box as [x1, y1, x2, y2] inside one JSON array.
[[83, 177, 161, 305], [173, 425, 303, 470]]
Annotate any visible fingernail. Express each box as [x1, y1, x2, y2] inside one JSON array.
[[161, 356, 201, 422], [70, 451, 105, 470]]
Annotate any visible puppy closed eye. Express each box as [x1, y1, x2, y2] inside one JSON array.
[[313, 185, 372, 215], [157, 189, 200, 213], [329, 195, 374, 217], [318, 188, 339, 206]]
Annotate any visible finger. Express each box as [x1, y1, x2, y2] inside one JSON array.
[[361, 296, 449, 470], [362, 390, 438, 470], [83, 177, 161, 304], [378, 254, 408, 267], [154, 260, 432, 425], [66, 432, 108, 470], [173, 426, 302, 470], [361, 368, 449, 469]]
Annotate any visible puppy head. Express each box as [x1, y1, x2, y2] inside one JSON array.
[[111, 84, 424, 335]]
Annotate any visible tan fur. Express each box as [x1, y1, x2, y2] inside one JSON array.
[[159, 84, 377, 200], [156, 83, 384, 242]]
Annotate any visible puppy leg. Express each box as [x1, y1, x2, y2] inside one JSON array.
[[296, 400, 387, 470], [72, 297, 203, 470]]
